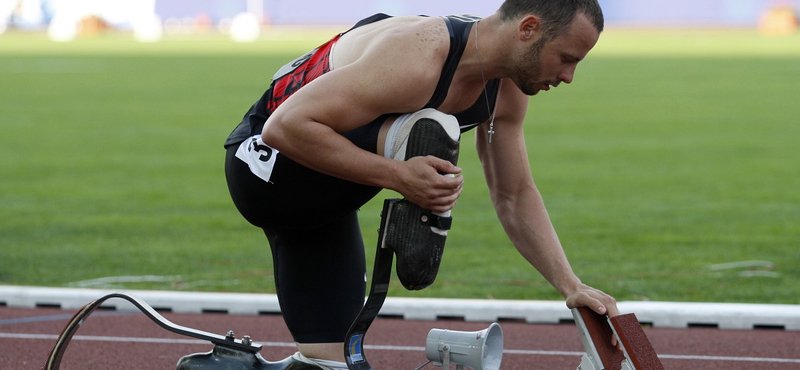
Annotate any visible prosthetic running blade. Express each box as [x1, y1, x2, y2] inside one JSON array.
[[572, 307, 665, 370], [40, 292, 329, 370]]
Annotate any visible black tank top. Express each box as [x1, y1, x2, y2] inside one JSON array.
[[224, 13, 501, 148], [433, 15, 501, 132]]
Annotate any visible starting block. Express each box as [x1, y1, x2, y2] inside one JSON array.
[[573, 307, 665, 370]]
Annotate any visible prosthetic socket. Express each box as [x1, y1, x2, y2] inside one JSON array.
[[382, 109, 460, 290]]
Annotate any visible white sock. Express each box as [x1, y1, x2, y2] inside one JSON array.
[[310, 358, 349, 370], [383, 108, 460, 160], [291, 352, 349, 370], [383, 113, 411, 159]]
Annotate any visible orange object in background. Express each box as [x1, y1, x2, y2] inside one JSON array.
[[78, 15, 110, 37], [758, 5, 799, 35]]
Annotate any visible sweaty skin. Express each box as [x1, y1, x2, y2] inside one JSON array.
[[262, 12, 619, 361]]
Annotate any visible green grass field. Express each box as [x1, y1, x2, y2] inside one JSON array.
[[1, 28, 798, 304]]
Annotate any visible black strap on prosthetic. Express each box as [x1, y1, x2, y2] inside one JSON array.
[[344, 199, 398, 370], [42, 293, 262, 370]]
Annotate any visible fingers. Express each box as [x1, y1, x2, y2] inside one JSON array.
[[399, 156, 464, 213], [427, 158, 463, 212], [421, 174, 463, 213], [611, 331, 621, 351], [427, 186, 462, 213], [604, 298, 620, 317], [595, 290, 619, 317], [566, 285, 619, 318], [430, 156, 462, 176]]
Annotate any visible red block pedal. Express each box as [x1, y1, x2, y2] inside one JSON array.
[[610, 314, 665, 370], [575, 307, 626, 370]]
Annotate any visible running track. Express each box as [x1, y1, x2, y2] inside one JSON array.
[[2, 303, 799, 369]]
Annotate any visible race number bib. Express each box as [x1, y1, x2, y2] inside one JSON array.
[[235, 135, 279, 183]]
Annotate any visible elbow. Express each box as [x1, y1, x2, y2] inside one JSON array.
[[262, 107, 315, 152], [491, 182, 538, 216], [261, 115, 285, 150], [493, 194, 517, 218]]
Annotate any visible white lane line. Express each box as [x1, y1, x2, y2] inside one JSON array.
[[657, 354, 800, 364], [502, 350, 800, 364], [3, 332, 800, 364]]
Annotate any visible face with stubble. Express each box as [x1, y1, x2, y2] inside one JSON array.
[[512, 13, 600, 96]]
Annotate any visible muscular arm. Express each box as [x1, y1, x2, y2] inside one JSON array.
[[476, 81, 618, 316], [261, 18, 462, 212]]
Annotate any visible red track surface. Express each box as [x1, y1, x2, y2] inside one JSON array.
[[1, 306, 799, 370]]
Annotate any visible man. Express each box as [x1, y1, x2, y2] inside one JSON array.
[[224, 0, 618, 368]]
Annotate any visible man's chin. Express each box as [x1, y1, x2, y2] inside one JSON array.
[[523, 87, 541, 96], [513, 79, 543, 96]]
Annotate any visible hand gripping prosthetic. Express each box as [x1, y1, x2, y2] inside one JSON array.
[[382, 108, 460, 290]]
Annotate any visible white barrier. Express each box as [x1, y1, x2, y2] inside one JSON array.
[[1, 285, 798, 330]]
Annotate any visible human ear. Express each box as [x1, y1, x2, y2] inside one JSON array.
[[518, 15, 542, 41]]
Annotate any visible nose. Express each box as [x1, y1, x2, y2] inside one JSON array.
[[559, 65, 577, 84]]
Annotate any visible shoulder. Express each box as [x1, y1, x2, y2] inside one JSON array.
[[328, 16, 453, 111], [334, 16, 450, 72]]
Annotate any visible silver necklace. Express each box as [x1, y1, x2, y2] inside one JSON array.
[[474, 20, 501, 144]]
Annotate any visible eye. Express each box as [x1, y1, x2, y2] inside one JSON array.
[[562, 55, 581, 64]]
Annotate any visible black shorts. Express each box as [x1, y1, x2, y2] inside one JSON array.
[[224, 117, 384, 343]]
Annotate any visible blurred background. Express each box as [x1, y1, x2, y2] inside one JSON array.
[[1, 1, 798, 302], [1, 0, 798, 42]]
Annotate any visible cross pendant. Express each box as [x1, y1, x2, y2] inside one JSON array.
[[488, 128, 495, 143]]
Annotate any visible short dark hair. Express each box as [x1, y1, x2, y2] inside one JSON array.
[[499, 0, 604, 41]]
